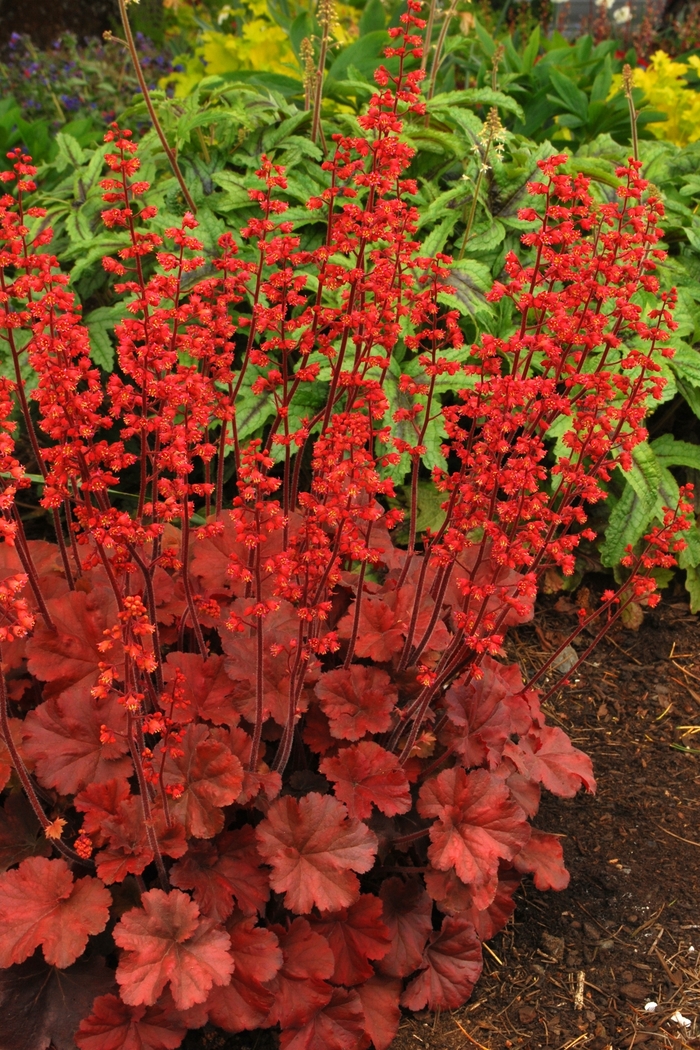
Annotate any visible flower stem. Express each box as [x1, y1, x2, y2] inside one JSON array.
[[116, 0, 197, 214], [425, 0, 457, 118], [622, 64, 639, 164]]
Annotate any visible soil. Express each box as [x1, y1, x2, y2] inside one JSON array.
[[182, 591, 700, 1050], [0, 0, 118, 48]]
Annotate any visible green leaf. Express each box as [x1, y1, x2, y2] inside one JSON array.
[[84, 304, 128, 372], [426, 88, 523, 121], [73, 146, 108, 204], [679, 522, 700, 571], [547, 69, 588, 122], [685, 564, 700, 613], [473, 19, 496, 59], [600, 442, 662, 567], [448, 259, 493, 319], [522, 26, 541, 74], [53, 132, 86, 173], [67, 235, 131, 285], [290, 11, 314, 56], [326, 31, 389, 82], [562, 156, 618, 188], [590, 57, 613, 104], [670, 342, 700, 391], [416, 186, 464, 229], [65, 206, 95, 245], [399, 480, 447, 535], [359, 0, 386, 35], [652, 434, 700, 472], [404, 128, 464, 159], [211, 171, 253, 211], [420, 213, 459, 257], [461, 218, 506, 256], [262, 111, 311, 151], [494, 141, 558, 226]]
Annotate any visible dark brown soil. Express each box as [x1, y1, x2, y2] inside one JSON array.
[[184, 593, 700, 1050], [0, 0, 117, 47]]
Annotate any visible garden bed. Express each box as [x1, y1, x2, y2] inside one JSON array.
[[182, 595, 700, 1050]]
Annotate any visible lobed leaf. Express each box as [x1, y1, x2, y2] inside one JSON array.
[[255, 793, 378, 914], [0, 857, 111, 969], [113, 889, 234, 1010]]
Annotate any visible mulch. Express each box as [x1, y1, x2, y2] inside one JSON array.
[[184, 589, 700, 1050], [0, 0, 118, 47]]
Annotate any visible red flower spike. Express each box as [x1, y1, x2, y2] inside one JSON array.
[[278, 986, 366, 1050], [418, 767, 530, 910], [377, 877, 433, 978], [113, 889, 234, 1010], [320, 741, 411, 819], [355, 975, 402, 1050], [205, 912, 282, 1033], [256, 793, 378, 914], [263, 917, 335, 1029], [309, 893, 391, 986], [75, 993, 187, 1050], [314, 666, 397, 741], [0, 856, 111, 968], [401, 917, 483, 1012], [512, 829, 570, 891]]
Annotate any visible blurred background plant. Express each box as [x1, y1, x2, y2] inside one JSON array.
[[0, 29, 175, 162]]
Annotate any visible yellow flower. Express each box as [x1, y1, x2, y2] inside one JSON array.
[[165, 0, 357, 97], [612, 51, 700, 147]]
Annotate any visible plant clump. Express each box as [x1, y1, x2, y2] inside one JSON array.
[[0, 4, 690, 1049]]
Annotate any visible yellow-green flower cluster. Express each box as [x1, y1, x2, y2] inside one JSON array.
[[615, 51, 700, 147]]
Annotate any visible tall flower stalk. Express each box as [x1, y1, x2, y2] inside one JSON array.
[[459, 106, 506, 257], [311, 0, 336, 145], [116, 0, 196, 213]]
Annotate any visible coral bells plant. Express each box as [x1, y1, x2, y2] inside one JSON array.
[[0, 5, 691, 1050]]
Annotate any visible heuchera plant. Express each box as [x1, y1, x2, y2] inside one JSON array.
[[0, 5, 690, 1049]]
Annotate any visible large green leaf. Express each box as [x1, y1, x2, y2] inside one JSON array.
[[600, 442, 662, 566], [652, 434, 700, 472], [420, 213, 459, 256], [547, 69, 588, 123], [84, 304, 128, 372], [425, 88, 524, 121], [326, 31, 389, 82], [448, 260, 493, 320]]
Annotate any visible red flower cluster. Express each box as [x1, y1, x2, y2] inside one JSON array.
[[0, 4, 690, 1049]]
